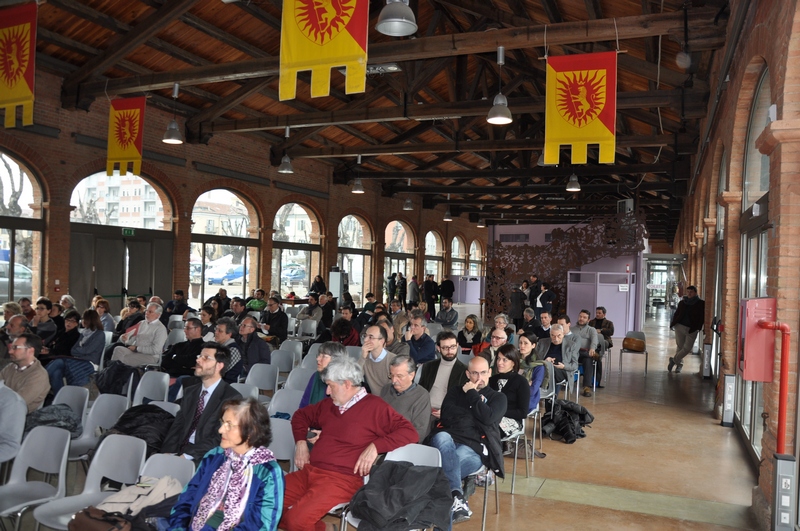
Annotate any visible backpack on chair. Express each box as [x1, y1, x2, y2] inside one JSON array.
[[95, 360, 142, 396]]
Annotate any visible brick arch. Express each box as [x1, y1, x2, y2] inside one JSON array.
[[66, 157, 178, 224], [271, 195, 325, 242], [382, 217, 417, 250], [449, 232, 468, 258], [728, 57, 770, 196], [423, 229, 445, 255], [336, 209, 375, 245], [0, 130, 53, 206], [709, 140, 727, 202], [188, 179, 266, 234]]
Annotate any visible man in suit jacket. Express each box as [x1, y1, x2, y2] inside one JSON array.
[[533, 324, 579, 387], [161, 341, 242, 461]]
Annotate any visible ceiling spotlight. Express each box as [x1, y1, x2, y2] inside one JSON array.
[[351, 178, 365, 194], [277, 155, 294, 174], [477, 218, 486, 228], [376, 0, 417, 37], [403, 198, 414, 211], [566, 173, 581, 192], [676, 51, 692, 69], [487, 46, 512, 125], [162, 82, 183, 145], [443, 209, 453, 222]]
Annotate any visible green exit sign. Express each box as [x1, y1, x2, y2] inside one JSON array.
[[122, 228, 136, 237]]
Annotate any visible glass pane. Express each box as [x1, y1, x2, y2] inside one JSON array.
[[741, 379, 752, 437], [743, 70, 771, 212], [338, 253, 364, 306], [451, 261, 464, 275], [451, 237, 463, 256], [70, 171, 166, 229], [0, 229, 9, 302], [192, 189, 254, 238], [0, 153, 41, 219], [424, 259, 442, 279], [469, 262, 480, 275], [385, 221, 414, 253], [425, 231, 443, 257], [279, 249, 311, 296], [338, 215, 367, 249], [758, 231, 768, 297], [15, 229, 38, 302], [752, 382, 764, 456], [204, 243, 249, 299], [274, 203, 317, 243], [746, 235, 758, 298], [189, 242, 205, 310], [735, 373, 744, 419]]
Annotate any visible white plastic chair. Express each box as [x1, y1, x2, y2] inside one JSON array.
[[285, 306, 301, 318], [619, 331, 648, 375], [267, 418, 296, 472], [285, 366, 317, 392], [140, 453, 196, 487], [33, 434, 147, 530], [501, 418, 528, 494], [131, 371, 170, 406], [165, 329, 186, 348], [0, 426, 71, 531], [345, 346, 362, 362], [301, 344, 321, 369], [297, 319, 319, 343], [248, 311, 262, 320], [231, 382, 260, 400], [281, 340, 304, 367], [69, 394, 128, 467], [53, 386, 89, 422], [103, 331, 113, 346], [168, 314, 184, 330], [268, 389, 304, 417], [245, 364, 279, 404], [426, 322, 443, 337], [271, 349, 294, 386], [457, 352, 473, 367], [150, 400, 181, 416]]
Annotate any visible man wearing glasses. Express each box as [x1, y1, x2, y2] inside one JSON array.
[[260, 297, 288, 345], [212, 317, 243, 383], [358, 324, 395, 395], [162, 317, 206, 378], [403, 310, 436, 365], [161, 342, 242, 461], [478, 328, 508, 368], [1, 333, 49, 412], [419, 331, 469, 421], [428, 355, 506, 524], [30, 298, 58, 346]]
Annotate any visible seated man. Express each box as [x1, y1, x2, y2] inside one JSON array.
[[161, 317, 205, 377], [517, 307, 541, 337], [378, 318, 408, 357], [111, 303, 169, 366], [533, 311, 552, 340], [161, 289, 189, 326], [224, 297, 248, 325], [161, 342, 242, 461], [245, 288, 268, 312], [572, 309, 600, 397], [297, 293, 323, 322], [259, 296, 288, 344], [434, 297, 459, 330], [340, 304, 362, 335], [0, 315, 29, 368], [477, 327, 508, 368], [533, 323, 579, 387], [113, 300, 145, 342], [281, 357, 418, 531], [403, 310, 436, 365], [1, 333, 50, 412], [318, 294, 335, 329], [213, 317, 243, 383], [358, 324, 396, 395], [420, 331, 469, 422], [428, 356, 506, 523], [588, 306, 614, 387], [380, 355, 431, 443]]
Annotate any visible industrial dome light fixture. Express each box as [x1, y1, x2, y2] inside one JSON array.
[[351, 178, 365, 194], [477, 218, 486, 228], [487, 46, 512, 125], [375, 0, 417, 37], [277, 126, 294, 174], [162, 82, 183, 145], [443, 193, 453, 221], [403, 178, 413, 210], [566, 173, 581, 192]]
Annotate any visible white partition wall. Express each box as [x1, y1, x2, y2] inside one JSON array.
[[566, 271, 636, 333]]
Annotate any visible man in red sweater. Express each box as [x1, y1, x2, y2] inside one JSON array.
[[281, 356, 418, 531]]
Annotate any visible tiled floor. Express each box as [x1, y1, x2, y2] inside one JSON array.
[[441, 303, 757, 530], [15, 304, 757, 530]]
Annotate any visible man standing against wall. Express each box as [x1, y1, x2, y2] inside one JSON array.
[[668, 286, 705, 374]]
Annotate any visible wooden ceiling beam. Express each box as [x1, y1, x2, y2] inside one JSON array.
[[185, 78, 274, 142], [345, 162, 674, 179], [200, 88, 706, 133], [391, 181, 681, 194], [78, 8, 721, 100], [61, 0, 200, 102]]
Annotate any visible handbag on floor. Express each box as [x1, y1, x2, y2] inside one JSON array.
[[68, 506, 153, 531]]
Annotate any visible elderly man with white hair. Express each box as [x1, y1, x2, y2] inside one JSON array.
[[111, 303, 168, 366], [280, 356, 418, 531]]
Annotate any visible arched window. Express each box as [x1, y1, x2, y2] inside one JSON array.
[[272, 203, 321, 296], [743, 69, 771, 212], [451, 236, 465, 275], [338, 215, 372, 306], [424, 231, 443, 281], [468, 240, 483, 276], [70, 171, 167, 230], [384, 220, 415, 300], [191, 189, 259, 306], [0, 152, 45, 302]]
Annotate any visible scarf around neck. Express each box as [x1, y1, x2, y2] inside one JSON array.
[[191, 446, 276, 531]]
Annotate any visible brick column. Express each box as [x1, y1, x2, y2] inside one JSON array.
[[43, 204, 73, 298]]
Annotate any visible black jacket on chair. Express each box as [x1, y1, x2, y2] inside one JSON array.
[[160, 380, 242, 460]]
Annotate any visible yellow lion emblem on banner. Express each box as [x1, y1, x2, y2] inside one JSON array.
[[555, 69, 606, 128]]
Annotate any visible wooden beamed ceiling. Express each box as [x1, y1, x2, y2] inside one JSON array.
[[35, 0, 730, 241]]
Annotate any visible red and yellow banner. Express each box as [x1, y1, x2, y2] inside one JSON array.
[[0, 3, 37, 128], [544, 51, 617, 165], [279, 0, 368, 100], [107, 97, 145, 176]]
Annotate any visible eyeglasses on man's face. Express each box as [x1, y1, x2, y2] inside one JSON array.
[[438, 344, 459, 352]]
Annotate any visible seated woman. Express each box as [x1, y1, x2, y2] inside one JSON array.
[[417, 301, 431, 323], [95, 298, 115, 332], [200, 305, 217, 340], [457, 314, 482, 354], [45, 309, 105, 395], [330, 316, 360, 346], [39, 310, 82, 365], [299, 341, 345, 409], [489, 344, 531, 443], [518, 332, 546, 412], [167, 397, 284, 531]]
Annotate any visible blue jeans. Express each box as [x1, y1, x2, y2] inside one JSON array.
[[46, 358, 94, 395], [430, 431, 483, 494]]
